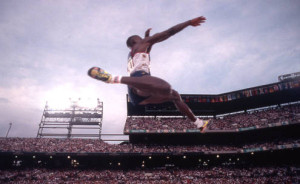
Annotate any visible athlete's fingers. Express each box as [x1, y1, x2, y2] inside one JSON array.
[[190, 16, 206, 26]]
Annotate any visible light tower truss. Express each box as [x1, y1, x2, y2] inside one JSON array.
[[37, 99, 103, 139]]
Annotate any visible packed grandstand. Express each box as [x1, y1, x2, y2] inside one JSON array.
[[0, 74, 300, 183]]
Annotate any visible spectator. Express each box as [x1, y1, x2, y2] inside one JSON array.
[[0, 167, 297, 183], [0, 137, 299, 153]]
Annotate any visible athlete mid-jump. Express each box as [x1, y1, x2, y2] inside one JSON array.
[[88, 16, 209, 131]]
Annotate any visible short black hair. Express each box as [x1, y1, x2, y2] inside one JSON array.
[[126, 35, 139, 48]]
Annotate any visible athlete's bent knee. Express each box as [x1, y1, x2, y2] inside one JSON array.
[[170, 89, 182, 101]]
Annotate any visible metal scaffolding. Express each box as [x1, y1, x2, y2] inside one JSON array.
[[37, 99, 103, 139]]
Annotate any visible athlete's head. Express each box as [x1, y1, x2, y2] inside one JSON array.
[[126, 35, 142, 49]]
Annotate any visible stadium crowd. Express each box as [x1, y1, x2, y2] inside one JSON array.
[[0, 137, 299, 153], [0, 167, 298, 183], [1, 107, 299, 183], [125, 103, 300, 131]]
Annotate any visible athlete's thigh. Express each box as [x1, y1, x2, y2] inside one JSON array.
[[128, 87, 168, 106], [141, 75, 171, 88], [139, 95, 170, 105], [139, 89, 180, 105], [131, 86, 151, 97], [128, 75, 171, 97], [128, 86, 150, 106], [140, 75, 172, 96]]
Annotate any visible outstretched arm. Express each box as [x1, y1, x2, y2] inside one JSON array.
[[146, 16, 206, 45]]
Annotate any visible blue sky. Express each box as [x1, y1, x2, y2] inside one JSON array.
[[0, 0, 299, 138]]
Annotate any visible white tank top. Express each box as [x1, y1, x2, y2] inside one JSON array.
[[127, 52, 150, 75]]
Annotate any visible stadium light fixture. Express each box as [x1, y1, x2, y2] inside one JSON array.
[[33, 156, 36, 159], [183, 156, 186, 159], [6, 122, 12, 138], [216, 155, 220, 158], [148, 156, 152, 159]]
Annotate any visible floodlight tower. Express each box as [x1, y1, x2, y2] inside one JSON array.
[[37, 98, 103, 139], [6, 122, 12, 138]]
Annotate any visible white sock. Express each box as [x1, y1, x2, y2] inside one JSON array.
[[193, 118, 204, 128]]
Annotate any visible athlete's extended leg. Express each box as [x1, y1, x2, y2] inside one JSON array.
[[88, 66, 172, 97]]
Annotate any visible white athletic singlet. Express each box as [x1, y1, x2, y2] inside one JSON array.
[[127, 52, 150, 74]]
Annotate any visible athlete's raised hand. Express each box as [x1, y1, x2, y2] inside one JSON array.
[[144, 28, 153, 52], [144, 28, 152, 38], [190, 16, 206, 26]]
